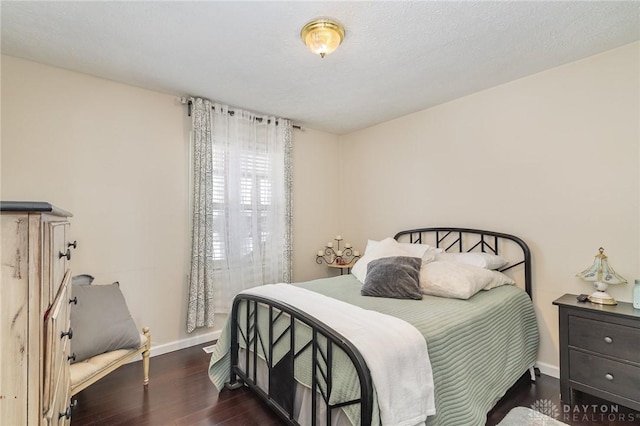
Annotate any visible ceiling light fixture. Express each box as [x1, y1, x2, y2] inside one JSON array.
[[300, 18, 345, 58]]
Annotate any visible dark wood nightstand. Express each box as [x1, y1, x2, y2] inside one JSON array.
[[553, 294, 640, 412]]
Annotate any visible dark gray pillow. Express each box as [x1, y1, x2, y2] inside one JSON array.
[[70, 282, 141, 363], [361, 256, 423, 300]]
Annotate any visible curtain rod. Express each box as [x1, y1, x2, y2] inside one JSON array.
[[181, 98, 301, 130]]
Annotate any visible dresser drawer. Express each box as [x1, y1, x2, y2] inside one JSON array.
[[43, 358, 71, 426], [569, 349, 640, 403], [45, 221, 70, 308], [568, 315, 640, 364], [43, 271, 72, 414]]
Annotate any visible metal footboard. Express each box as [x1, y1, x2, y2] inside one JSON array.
[[225, 293, 373, 426]]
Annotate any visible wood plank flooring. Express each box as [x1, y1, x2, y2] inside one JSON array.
[[71, 343, 640, 425]]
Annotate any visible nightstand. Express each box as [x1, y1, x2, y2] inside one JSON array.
[[327, 262, 355, 275], [553, 294, 640, 412]]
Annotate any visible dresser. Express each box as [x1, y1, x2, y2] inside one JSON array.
[[1, 202, 76, 425], [553, 294, 640, 412]]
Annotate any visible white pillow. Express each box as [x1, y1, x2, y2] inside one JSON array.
[[482, 270, 516, 290], [398, 242, 434, 258], [351, 238, 416, 283], [363, 239, 434, 258], [434, 252, 508, 270], [421, 247, 443, 264], [419, 261, 495, 299]]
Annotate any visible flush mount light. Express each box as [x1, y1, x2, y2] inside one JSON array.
[[300, 18, 345, 58]]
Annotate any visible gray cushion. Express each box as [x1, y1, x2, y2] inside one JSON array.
[[361, 256, 423, 300], [72, 274, 94, 285], [70, 282, 141, 363]]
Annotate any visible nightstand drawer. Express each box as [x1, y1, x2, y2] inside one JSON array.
[[569, 349, 640, 403], [569, 315, 640, 364]]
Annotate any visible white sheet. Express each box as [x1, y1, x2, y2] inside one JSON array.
[[242, 283, 435, 426]]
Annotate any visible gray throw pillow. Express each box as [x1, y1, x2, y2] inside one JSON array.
[[361, 256, 423, 300], [70, 282, 141, 363], [72, 274, 94, 285]]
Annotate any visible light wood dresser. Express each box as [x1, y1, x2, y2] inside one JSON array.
[[1, 202, 77, 425]]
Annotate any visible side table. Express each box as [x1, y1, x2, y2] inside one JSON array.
[[327, 262, 355, 275], [552, 294, 640, 411]]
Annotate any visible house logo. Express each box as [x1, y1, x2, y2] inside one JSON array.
[[530, 399, 560, 420]]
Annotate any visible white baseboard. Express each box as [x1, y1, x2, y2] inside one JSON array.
[[536, 360, 560, 379], [150, 330, 222, 357], [126, 329, 222, 364]]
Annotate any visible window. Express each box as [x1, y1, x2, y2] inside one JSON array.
[[188, 99, 292, 329], [211, 145, 274, 262]]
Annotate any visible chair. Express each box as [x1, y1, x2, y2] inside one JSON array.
[[69, 275, 151, 395], [70, 327, 151, 395]]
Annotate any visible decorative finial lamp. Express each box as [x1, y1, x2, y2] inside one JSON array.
[[316, 235, 360, 266], [576, 247, 627, 305], [300, 18, 345, 58]]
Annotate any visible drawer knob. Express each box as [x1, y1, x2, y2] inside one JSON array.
[[58, 406, 72, 420], [604, 336, 613, 344], [59, 249, 71, 260], [61, 327, 73, 340], [69, 296, 78, 305], [68, 353, 76, 362], [68, 240, 77, 249], [605, 373, 614, 381]]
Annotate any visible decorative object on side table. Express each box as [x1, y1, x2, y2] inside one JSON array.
[[316, 235, 360, 274], [576, 247, 627, 305]]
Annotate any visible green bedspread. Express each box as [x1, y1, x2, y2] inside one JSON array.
[[209, 275, 539, 426]]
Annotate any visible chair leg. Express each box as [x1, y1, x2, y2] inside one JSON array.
[[142, 326, 151, 386], [529, 366, 540, 383]]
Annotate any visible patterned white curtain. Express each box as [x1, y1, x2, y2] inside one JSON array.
[[187, 98, 215, 333], [187, 98, 292, 333]]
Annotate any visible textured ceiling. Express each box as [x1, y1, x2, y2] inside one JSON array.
[[2, 1, 639, 135]]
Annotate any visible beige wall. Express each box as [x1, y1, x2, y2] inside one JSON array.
[[291, 127, 342, 282], [0, 55, 340, 351], [3, 41, 638, 372], [339, 42, 640, 374]]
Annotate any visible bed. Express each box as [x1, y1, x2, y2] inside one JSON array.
[[208, 227, 539, 426]]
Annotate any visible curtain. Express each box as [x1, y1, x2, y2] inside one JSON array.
[[187, 98, 292, 333], [187, 98, 215, 333]]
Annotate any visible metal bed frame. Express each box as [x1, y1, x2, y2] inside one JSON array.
[[394, 227, 532, 299], [225, 227, 533, 426]]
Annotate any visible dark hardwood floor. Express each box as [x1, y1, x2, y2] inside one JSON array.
[[71, 343, 640, 425]]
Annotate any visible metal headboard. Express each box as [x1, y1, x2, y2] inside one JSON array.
[[394, 227, 532, 299]]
